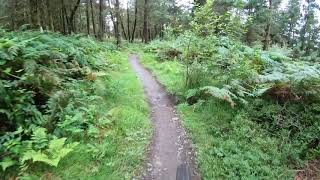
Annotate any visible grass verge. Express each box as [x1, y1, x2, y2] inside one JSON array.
[[139, 52, 185, 96]]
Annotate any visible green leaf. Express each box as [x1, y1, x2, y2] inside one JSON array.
[[0, 60, 6, 65], [48, 138, 67, 150], [4, 68, 11, 74], [0, 157, 17, 171]]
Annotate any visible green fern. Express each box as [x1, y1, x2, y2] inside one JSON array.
[[21, 138, 78, 167]]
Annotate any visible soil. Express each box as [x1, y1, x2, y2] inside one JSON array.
[[129, 54, 200, 180], [295, 158, 320, 180]]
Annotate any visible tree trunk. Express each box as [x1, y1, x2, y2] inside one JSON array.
[[143, 0, 149, 43], [263, 0, 272, 50], [98, 0, 105, 40], [90, 0, 97, 37], [61, 10, 66, 34], [127, 2, 131, 41], [140, 30, 143, 42], [29, 0, 39, 29], [68, 0, 81, 34], [11, 0, 17, 30], [39, 0, 47, 30], [61, 0, 68, 34], [131, 0, 138, 42], [46, 0, 54, 31], [115, 0, 121, 45], [107, 0, 116, 35], [120, 15, 128, 40], [86, 0, 90, 35], [23, 0, 28, 24]]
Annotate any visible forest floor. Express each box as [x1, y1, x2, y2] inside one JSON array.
[[129, 54, 200, 180]]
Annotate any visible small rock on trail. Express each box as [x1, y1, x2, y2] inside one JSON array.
[[129, 54, 200, 180]]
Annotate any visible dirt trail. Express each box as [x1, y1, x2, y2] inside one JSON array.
[[129, 54, 200, 180]]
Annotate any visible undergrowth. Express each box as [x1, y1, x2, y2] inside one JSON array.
[[0, 30, 151, 179], [139, 34, 320, 179]]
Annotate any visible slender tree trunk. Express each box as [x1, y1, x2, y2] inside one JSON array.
[[61, 0, 68, 34], [120, 16, 128, 40], [68, 0, 81, 34], [143, 0, 149, 43], [154, 25, 158, 39], [23, 1, 28, 24], [86, 0, 90, 35], [140, 30, 143, 42], [115, 0, 121, 45], [263, 0, 272, 50], [107, 0, 116, 35], [90, 0, 97, 37], [46, 0, 54, 31], [29, 0, 39, 29], [263, 24, 271, 50], [127, 2, 131, 41], [98, 0, 105, 40], [11, 0, 17, 30], [39, 0, 47, 30], [131, 0, 138, 42], [76, 6, 81, 33], [61, 10, 65, 34], [37, 2, 42, 30]]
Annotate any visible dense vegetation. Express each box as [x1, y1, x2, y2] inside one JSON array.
[[1, 0, 320, 179], [0, 30, 151, 178], [140, 28, 320, 179], [136, 1, 320, 177]]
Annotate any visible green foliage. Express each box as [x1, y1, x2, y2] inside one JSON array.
[[191, 0, 246, 39], [0, 30, 115, 176], [0, 31, 151, 179], [21, 138, 78, 167], [141, 30, 320, 178], [1, 127, 78, 173]]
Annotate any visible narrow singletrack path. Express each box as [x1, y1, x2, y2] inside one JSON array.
[[129, 54, 200, 180]]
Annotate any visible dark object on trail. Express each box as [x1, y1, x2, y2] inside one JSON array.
[[176, 164, 192, 180]]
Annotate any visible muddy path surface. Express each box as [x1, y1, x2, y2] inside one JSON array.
[[129, 54, 200, 180]]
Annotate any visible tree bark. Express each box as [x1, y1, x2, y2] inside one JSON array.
[[29, 0, 39, 29], [86, 0, 90, 35], [68, 0, 81, 34], [127, 2, 131, 41], [39, 0, 47, 30], [115, 0, 121, 45], [46, 0, 54, 31], [90, 0, 97, 37], [98, 0, 105, 40], [131, 0, 138, 42], [61, 9, 66, 34], [120, 15, 128, 40], [263, 0, 272, 50], [10, 0, 17, 30], [61, 0, 68, 34], [143, 0, 149, 43], [107, 0, 116, 35]]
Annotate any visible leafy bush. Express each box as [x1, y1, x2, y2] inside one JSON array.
[[143, 31, 320, 178], [0, 30, 114, 176]]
